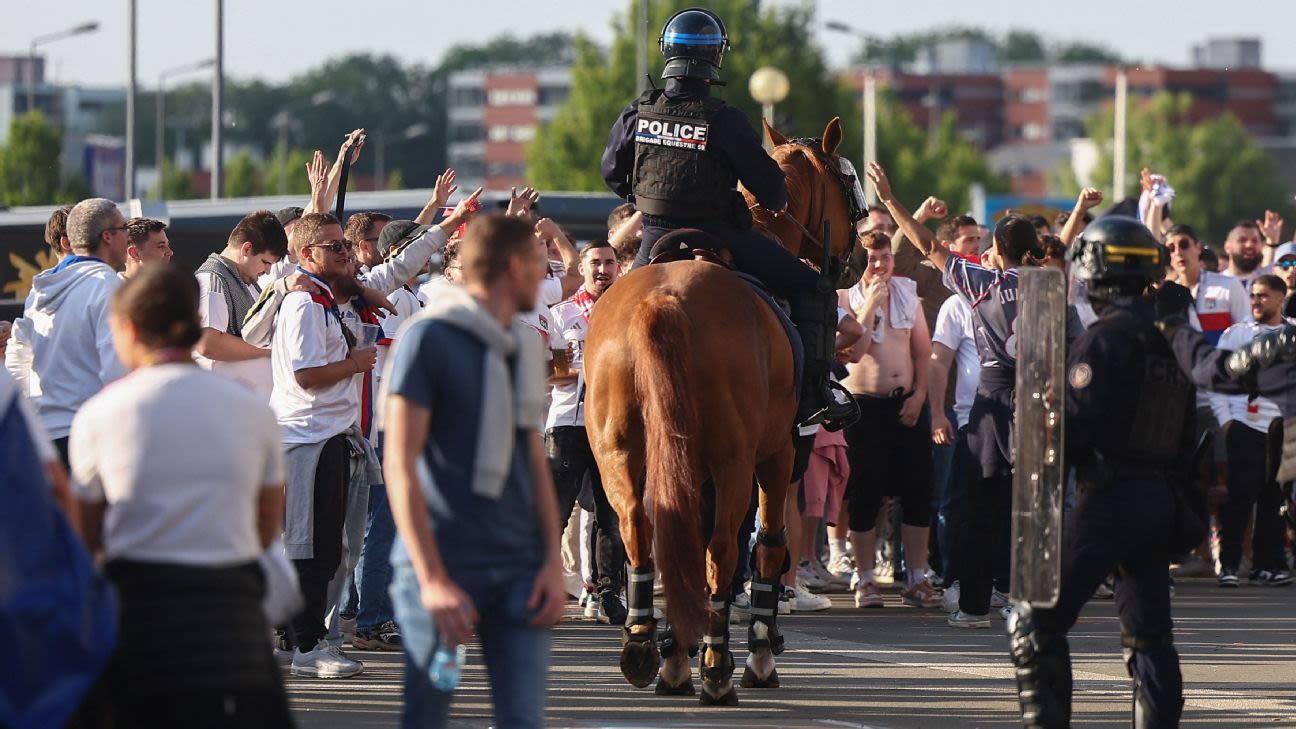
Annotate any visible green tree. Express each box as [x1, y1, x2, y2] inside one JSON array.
[[158, 158, 200, 200], [224, 149, 261, 198], [261, 142, 315, 197], [1000, 31, 1046, 64], [0, 111, 69, 206], [1058, 92, 1295, 242]]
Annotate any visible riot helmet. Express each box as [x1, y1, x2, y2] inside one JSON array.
[[1067, 215, 1167, 298], [659, 8, 730, 83]]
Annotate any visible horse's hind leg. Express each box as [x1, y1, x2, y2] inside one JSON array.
[[600, 447, 660, 689], [696, 461, 749, 706], [743, 443, 796, 689]]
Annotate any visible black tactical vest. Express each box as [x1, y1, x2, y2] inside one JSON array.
[[1105, 313, 1195, 465], [631, 90, 735, 219]]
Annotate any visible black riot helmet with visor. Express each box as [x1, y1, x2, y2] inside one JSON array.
[[1067, 215, 1168, 299], [659, 8, 730, 83]]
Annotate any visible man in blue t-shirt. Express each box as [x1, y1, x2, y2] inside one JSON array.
[[383, 213, 566, 729]]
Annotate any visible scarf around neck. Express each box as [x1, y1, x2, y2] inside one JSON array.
[[388, 279, 545, 500]]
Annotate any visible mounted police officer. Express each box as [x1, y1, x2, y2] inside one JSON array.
[[600, 6, 854, 429], [1008, 216, 1296, 729]]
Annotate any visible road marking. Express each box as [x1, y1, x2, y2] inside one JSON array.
[[780, 628, 1296, 719]]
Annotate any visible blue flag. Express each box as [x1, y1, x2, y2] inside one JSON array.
[[0, 388, 118, 729]]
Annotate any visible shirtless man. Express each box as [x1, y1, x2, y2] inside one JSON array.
[[837, 231, 940, 610]]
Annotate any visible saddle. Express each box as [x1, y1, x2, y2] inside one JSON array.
[[645, 228, 803, 395], [647, 228, 734, 269]]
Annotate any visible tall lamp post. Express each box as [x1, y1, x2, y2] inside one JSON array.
[[826, 20, 877, 203], [26, 21, 99, 113], [156, 59, 215, 198], [748, 66, 789, 150]]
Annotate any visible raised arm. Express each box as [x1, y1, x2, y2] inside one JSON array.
[[1060, 188, 1103, 247], [866, 162, 948, 271]]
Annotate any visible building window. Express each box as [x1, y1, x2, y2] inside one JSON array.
[[451, 123, 485, 142], [537, 86, 570, 106], [1016, 87, 1046, 104], [488, 162, 528, 178], [1022, 123, 1046, 140], [449, 88, 486, 107], [487, 125, 536, 143], [487, 88, 537, 107]]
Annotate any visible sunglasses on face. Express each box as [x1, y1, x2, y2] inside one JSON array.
[[1277, 259, 1296, 270], [306, 239, 355, 255]]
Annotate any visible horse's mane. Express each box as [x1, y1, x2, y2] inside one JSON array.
[[748, 142, 833, 260]]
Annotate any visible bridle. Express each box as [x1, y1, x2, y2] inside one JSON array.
[[752, 137, 865, 286]]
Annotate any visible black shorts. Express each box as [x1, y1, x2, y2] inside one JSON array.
[[843, 392, 933, 531]]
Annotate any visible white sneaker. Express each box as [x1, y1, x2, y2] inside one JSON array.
[[339, 615, 357, 638], [292, 640, 364, 678], [941, 580, 961, 613], [580, 588, 599, 619], [730, 592, 752, 623], [999, 603, 1016, 620], [947, 610, 991, 629], [796, 561, 830, 591], [778, 589, 791, 615], [787, 583, 832, 612], [990, 589, 1011, 609], [812, 559, 850, 587], [827, 553, 855, 581]]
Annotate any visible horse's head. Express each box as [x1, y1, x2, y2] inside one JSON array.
[[744, 117, 867, 289]]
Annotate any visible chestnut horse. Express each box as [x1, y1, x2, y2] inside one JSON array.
[[582, 118, 862, 705]]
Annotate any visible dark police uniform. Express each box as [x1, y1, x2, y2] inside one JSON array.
[[600, 76, 814, 295], [1012, 296, 1191, 729]]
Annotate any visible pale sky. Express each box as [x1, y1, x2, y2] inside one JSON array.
[[4, 0, 1293, 89]]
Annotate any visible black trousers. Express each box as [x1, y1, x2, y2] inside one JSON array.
[[546, 426, 626, 592], [290, 434, 351, 649], [1220, 421, 1288, 573], [957, 474, 1011, 615], [1035, 479, 1182, 726]]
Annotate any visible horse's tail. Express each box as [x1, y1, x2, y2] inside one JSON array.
[[633, 290, 707, 646]]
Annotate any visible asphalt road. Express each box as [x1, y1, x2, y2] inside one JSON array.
[[286, 577, 1296, 728]]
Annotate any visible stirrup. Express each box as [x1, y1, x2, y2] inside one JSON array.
[[798, 380, 860, 432]]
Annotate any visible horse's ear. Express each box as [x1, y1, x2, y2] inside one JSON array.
[[764, 118, 789, 148], [822, 117, 843, 155]]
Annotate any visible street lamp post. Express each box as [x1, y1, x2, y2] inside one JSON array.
[[826, 20, 878, 203], [156, 59, 215, 198], [26, 21, 100, 113], [748, 66, 790, 150], [211, 0, 225, 199]]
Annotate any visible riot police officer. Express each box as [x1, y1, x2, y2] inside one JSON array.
[[1009, 217, 1296, 729], [599, 6, 854, 428]]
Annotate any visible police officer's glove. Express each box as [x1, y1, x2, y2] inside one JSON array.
[[1224, 324, 1296, 380], [1152, 281, 1194, 329]]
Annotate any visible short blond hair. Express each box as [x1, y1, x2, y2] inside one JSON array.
[[290, 212, 339, 258]]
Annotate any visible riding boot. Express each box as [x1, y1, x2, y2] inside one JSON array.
[[789, 288, 860, 431], [1008, 602, 1073, 728]]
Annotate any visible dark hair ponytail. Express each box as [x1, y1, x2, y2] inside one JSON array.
[[111, 263, 203, 350]]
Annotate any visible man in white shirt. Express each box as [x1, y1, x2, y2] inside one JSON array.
[[270, 212, 377, 678], [517, 217, 581, 346], [1223, 221, 1272, 291], [121, 218, 174, 279], [1271, 242, 1296, 294], [1165, 223, 1251, 578], [194, 211, 289, 399], [544, 241, 624, 623], [1212, 274, 1294, 588], [7, 198, 128, 463], [927, 294, 981, 609]]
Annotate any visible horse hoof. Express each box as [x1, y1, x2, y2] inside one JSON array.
[[699, 686, 739, 707], [620, 639, 661, 689], [740, 665, 780, 689], [654, 677, 696, 696]]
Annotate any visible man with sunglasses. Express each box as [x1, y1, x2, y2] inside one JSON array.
[[8, 198, 129, 464], [1164, 223, 1252, 579]]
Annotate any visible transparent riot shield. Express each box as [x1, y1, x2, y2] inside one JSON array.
[[1010, 267, 1067, 607]]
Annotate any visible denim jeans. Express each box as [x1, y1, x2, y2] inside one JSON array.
[[391, 563, 551, 729], [355, 482, 397, 630], [936, 422, 972, 583]]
